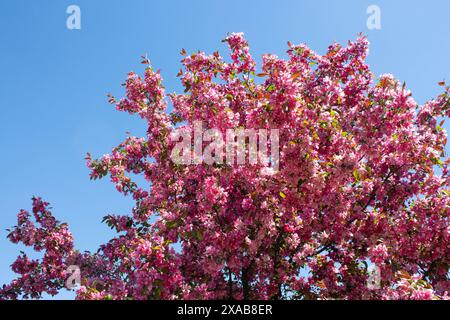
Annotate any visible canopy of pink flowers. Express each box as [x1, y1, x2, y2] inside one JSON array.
[[1, 33, 449, 300]]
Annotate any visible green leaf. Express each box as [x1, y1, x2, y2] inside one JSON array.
[[279, 191, 286, 199], [264, 104, 273, 111], [294, 47, 304, 55], [319, 121, 328, 128], [165, 221, 178, 230], [331, 119, 338, 128], [353, 169, 360, 182], [417, 279, 428, 287], [194, 230, 203, 240], [266, 84, 276, 92]]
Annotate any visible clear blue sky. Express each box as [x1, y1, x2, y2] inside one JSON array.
[[1, 0, 449, 299]]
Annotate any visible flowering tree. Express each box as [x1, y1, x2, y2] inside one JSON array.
[[1, 33, 449, 300]]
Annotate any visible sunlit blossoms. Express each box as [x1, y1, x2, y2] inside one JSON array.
[[1, 33, 449, 300]]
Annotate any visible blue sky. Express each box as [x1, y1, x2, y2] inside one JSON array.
[[0, 0, 449, 299]]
